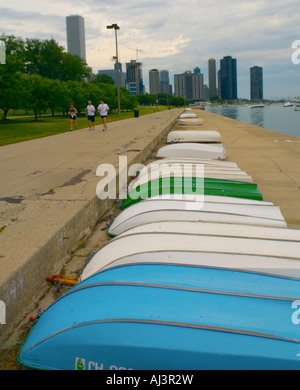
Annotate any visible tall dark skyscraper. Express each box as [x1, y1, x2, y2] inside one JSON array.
[[220, 56, 237, 100], [250, 66, 263, 100], [208, 58, 217, 98]]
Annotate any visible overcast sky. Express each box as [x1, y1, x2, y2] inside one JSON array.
[[1, 0, 300, 99]]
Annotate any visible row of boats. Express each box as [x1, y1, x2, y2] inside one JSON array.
[[18, 111, 300, 370]]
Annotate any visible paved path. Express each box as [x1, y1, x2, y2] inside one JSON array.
[[0, 108, 183, 342]]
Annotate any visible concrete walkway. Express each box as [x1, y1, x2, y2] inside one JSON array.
[[195, 110, 300, 228], [0, 108, 183, 342]]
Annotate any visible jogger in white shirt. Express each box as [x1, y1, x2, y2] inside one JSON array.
[[97, 99, 109, 131], [86, 100, 96, 130]]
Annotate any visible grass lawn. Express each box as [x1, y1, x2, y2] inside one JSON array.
[[0, 106, 170, 147]]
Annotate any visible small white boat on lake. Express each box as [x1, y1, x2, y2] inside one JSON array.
[[167, 130, 221, 144], [156, 143, 227, 160], [249, 104, 264, 109]]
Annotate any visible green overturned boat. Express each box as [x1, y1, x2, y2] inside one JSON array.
[[122, 177, 263, 209]]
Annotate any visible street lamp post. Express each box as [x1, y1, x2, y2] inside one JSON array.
[[107, 24, 120, 117]]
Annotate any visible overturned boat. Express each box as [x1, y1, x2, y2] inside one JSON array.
[[177, 118, 205, 126], [179, 113, 197, 119], [122, 177, 263, 208], [108, 198, 286, 236], [18, 225, 300, 370], [128, 166, 253, 191], [156, 143, 227, 160], [167, 130, 221, 144]]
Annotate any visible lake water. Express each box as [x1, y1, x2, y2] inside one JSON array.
[[205, 104, 300, 139]]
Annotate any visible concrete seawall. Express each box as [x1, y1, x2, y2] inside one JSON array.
[[0, 108, 183, 343]]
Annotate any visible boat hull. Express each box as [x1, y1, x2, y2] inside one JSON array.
[[179, 113, 197, 119], [80, 230, 300, 280], [18, 264, 300, 370], [122, 177, 263, 208], [109, 199, 286, 236], [128, 168, 253, 190], [177, 118, 205, 125], [156, 143, 226, 159], [167, 130, 221, 143]]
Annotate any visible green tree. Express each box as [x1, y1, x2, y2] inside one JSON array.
[[0, 52, 27, 119], [60, 52, 89, 82], [92, 74, 115, 85], [66, 80, 90, 113], [47, 79, 69, 116], [120, 88, 138, 111], [26, 74, 52, 121]]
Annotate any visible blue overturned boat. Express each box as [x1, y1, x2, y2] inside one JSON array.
[[18, 262, 300, 370]]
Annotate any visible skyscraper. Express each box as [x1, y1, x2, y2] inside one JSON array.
[[126, 60, 144, 95], [159, 70, 172, 94], [208, 58, 217, 98], [174, 69, 205, 101], [66, 15, 86, 62], [149, 69, 160, 95], [219, 56, 237, 100], [250, 66, 263, 101]]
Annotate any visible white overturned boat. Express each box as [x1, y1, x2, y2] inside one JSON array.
[[107, 198, 286, 236], [142, 157, 239, 169], [156, 143, 227, 160], [128, 167, 253, 192], [80, 227, 300, 281], [177, 118, 205, 126], [167, 130, 221, 144], [179, 113, 197, 119], [116, 221, 294, 239]]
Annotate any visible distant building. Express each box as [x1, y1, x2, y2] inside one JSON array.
[[97, 62, 126, 87], [217, 70, 221, 99], [250, 66, 263, 101], [208, 58, 217, 98], [174, 69, 205, 101], [219, 56, 237, 100], [149, 69, 160, 95], [0, 40, 5, 64], [126, 60, 144, 95], [159, 70, 172, 94], [66, 15, 86, 62]]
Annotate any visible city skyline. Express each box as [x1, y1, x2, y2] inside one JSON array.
[[1, 0, 299, 100]]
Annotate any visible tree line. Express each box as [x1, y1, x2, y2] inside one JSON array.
[[0, 34, 138, 120], [137, 93, 187, 107]]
